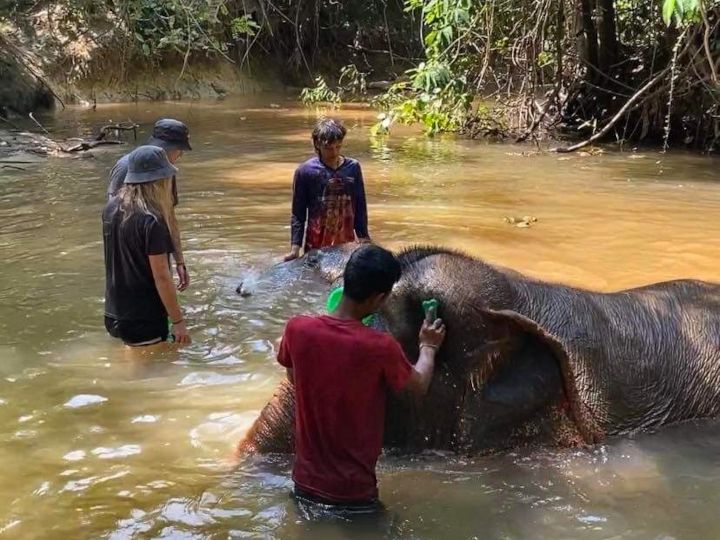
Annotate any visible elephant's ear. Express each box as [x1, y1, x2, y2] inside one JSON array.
[[480, 308, 604, 444]]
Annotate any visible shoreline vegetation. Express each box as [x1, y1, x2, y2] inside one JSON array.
[[1, 0, 719, 152]]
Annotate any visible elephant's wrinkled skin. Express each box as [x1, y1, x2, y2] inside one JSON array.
[[238, 244, 720, 455]]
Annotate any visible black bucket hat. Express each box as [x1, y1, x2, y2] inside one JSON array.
[[146, 118, 192, 151], [124, 145, 178, 185]]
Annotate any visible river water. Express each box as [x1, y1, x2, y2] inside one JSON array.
[[1, 96, 720, 539]]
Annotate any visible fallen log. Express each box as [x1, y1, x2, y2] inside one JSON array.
[[95, 123, 139, 142], [0, 119, 137, 158], [63, 140, 124, 153]]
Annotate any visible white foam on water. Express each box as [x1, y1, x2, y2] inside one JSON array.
[[63, 450, 86, 462], [91, 445, 142, 459], [63, 394, 108, 409], [131, 415, 160, 424]]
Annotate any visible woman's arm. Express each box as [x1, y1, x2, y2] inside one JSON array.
[[149, 254, 191, 344]]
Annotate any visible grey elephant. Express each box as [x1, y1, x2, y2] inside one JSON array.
[[237, 244, 720, 455]]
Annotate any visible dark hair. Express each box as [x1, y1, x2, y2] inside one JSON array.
[[343, 245, 401, 302], [312, 118, 347, 153]]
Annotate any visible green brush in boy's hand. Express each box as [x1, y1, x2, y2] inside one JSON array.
[[422, 298, 439, 320]]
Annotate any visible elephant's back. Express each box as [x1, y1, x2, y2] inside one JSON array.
[[612, 279, 720, 351], [517, 277, 720, 436], [623, 278, 720, 303], [587, 280, 720, 434]]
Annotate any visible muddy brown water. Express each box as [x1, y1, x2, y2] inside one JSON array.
[[1, 96, 720, 539]]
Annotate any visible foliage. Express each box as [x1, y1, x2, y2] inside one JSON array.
[[371, 76, 471, 136], [338, 64, 367, 95], [0, 0, 246, 84], [662, 0, 702, 25], [300, 76, 341, 105], [373, 1, 476, 135], [120, 0, 232, 58], [300, 64, 370, 106], [2, 0, 423, 87], [230, 14, 259, 39], [368, 0, 720, 149]]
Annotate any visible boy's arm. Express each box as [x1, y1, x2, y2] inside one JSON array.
[[405, 347, 437, 397], [107, 156, 126, 199], [286, 168, 307, 261], [167, 208, 189, 291], [353, 163, 370, 242], [405, 318, 446, 398], [277, 321, 295, 379]]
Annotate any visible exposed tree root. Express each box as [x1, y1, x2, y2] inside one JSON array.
[[552, 67, 671, 152]]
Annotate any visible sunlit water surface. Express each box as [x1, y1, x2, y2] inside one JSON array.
[[1, 96, 720, 539]]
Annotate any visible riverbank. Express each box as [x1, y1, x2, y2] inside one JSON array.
[[1, 52, 274, 116], [63, 62, 268, 106]]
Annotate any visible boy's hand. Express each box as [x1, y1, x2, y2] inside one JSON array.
[[419, 317, 446, 350], [284, 245, 301, 262], [176, 263, 189, 291]]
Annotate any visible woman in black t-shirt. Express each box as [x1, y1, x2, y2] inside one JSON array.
[[102, 145, 191, 346]]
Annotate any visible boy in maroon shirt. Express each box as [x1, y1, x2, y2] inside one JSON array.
[[277, 245, 446, 509], [284, 118, 371, 262]]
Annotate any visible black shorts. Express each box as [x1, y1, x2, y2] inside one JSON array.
[[292, 487, 381, 514], [104, 316, 168, 346]]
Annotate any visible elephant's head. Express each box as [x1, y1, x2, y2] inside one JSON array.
[[376, 246, 595, 453], [236, 243, 359, 296]]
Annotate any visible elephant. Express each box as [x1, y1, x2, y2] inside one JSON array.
[[237, 243, 720, 455]]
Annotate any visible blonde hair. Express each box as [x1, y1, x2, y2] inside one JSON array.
[[117, 177, 176, 241]]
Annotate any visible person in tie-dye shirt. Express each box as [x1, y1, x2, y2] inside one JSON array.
[[284, 119, 371, 261]]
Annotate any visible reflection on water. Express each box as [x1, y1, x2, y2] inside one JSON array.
[[1, 96, 720, 538]]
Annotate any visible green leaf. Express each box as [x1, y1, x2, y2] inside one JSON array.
[[677, 0, 694, 14], [678, 0, 701, 21], [425, 29, 438, 48], [440, 25, 453, 45], [662, 0, 676, 25]]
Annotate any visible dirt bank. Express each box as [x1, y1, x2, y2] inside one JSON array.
[[1, 26, 273, 117], [0, 34, 54, 117], [65, 61, 268, 106]]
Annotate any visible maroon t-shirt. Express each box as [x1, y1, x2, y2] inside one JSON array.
[[277, 315, 413, 502]]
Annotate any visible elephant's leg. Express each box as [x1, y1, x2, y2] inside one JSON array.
[[237, 380, 295, 455]]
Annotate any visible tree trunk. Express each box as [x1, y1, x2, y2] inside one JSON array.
[[596, 0, 618, 74], [578, 0, 599, 76]]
